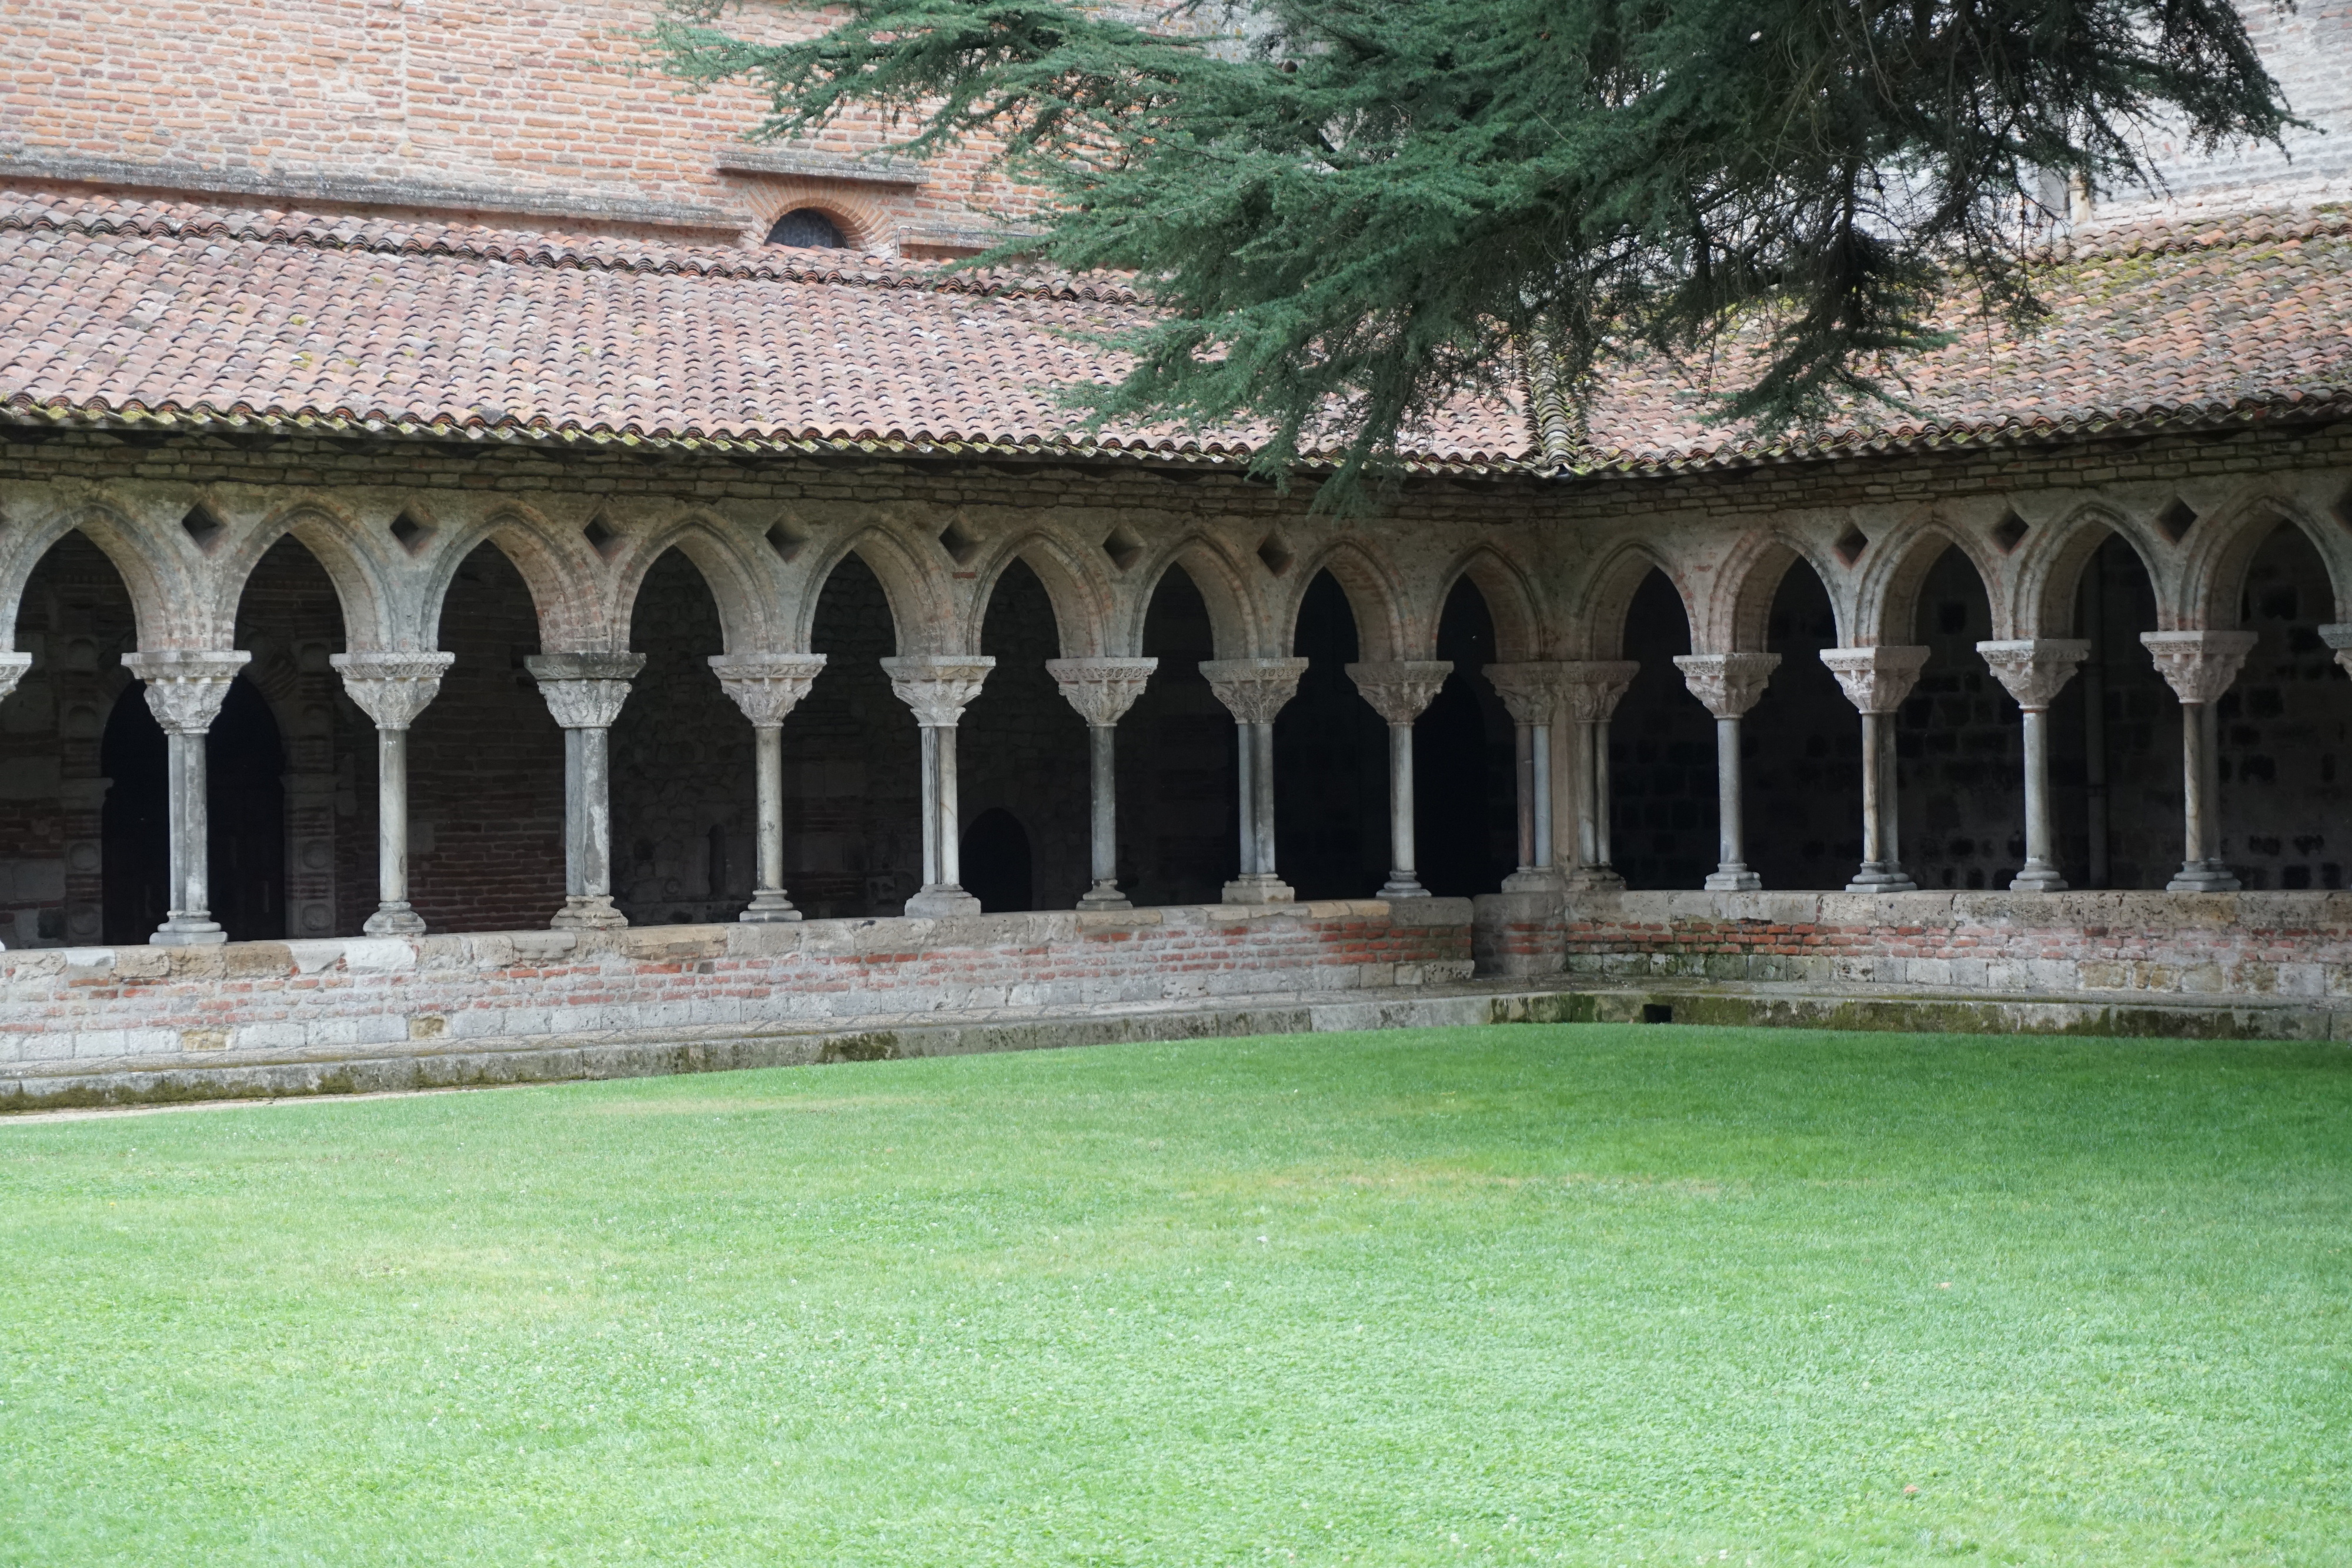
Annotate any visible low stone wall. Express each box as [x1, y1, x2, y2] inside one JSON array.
[[1474, 888, 2352, 1001], [0, 898, 1472, 1082]]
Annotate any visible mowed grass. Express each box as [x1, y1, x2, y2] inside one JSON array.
[[1, 1027, 2347, 1566]]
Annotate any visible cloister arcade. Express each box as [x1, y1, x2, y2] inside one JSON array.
[[0, 460, 2347, 950]]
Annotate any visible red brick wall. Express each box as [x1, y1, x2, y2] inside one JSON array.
[[0, 898, 1474, 1074]]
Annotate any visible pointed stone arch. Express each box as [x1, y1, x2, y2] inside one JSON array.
[[2180, 489, 2351, 631], [1716, 531, 1853, 653], [1854, 517, 2009, 646], [964, 530, 1117, 658], [1281, 539, 1408, 661], [792, 527, 947, 654], [1126, 536, 1259, 658], [2015, 500, 2172, 637], [0, 498, 184, 652], [218, 498, 397, 652], [1432, 545, 1545, 663], [423, 504, 612, 654], [610, 514, 783, 656], [1574, 541, 1695, 658]]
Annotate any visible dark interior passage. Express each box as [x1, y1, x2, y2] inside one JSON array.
[[1120, 568, 1237, 907], [2072, 533, 2173, 888], [960, 807, 1033, 913], [100, 674, 285, 944], [1609, 569, 1716, 890], [961, 557, 1087, 910], [612, 548, 755, 927], [2218, 522, 2352, 888], [780, 553, 921, 917], [1416, 578, 1516, 896], [1745, 559, 1862, 890], [1276, 570, 1388, 900], [1897, 546, 2032, 891]]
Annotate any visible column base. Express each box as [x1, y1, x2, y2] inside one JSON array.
[[363, 900, 427, 937], [904, 884, 982, 918], [1500, 867, 1566, 894], [2166, 861, 2242, 893], [550, 894, 628, 931], [2009, 861, 2069, 892], [1703, 867, 1762, 892], [1222, 874, 1295, 905], [1844, 864, 1917, 894], [1077, 882, 1132, 911], [1566, 864, 1626, 892], [737, 888, 805, 923], [151, 913, 227, 947], [1378, 875, 1430, 900]]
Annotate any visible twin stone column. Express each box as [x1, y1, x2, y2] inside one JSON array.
[[880, 656, 997, 917], [120, 650, 252, 946], [1045, 657, 1159, 910], [1200, 658, 1309, 904], [525, 653, 647, 930]]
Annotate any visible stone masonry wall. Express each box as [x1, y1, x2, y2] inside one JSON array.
[[0, 898, 1473, 1086]]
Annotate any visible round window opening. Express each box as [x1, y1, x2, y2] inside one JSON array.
[[766, 208, 848, 249]]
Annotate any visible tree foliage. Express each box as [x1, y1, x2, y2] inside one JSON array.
[[654, 0, 2298, 493]]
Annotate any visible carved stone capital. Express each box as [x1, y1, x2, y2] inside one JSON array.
[[880, 655, 995, 727], [1200, 657, 1308, 724], [2140, 630, 2260, 705], [1344, 660, 1453, 726], [121, 648, 251, 734], [524, 651, 646, 730], [1976, 639, 2090, 710], [709, 652, 828, 727], [1556, 660, 1641, 723], [2322, 624, 2352, 677], [1818, 644, 1932, 714], [330, 651, 456, 730], [1672, 652, 1780, 718], [0, 650, 31, 706], [1045, 657, 1158, 727], [1481, 661, 1570, 727]]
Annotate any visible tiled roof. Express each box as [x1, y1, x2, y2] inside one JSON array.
[[0, 192, 1526, 470], [2, 190, 2348, 479], [1551, 209, 2352, 473]]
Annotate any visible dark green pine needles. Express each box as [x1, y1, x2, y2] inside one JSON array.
[[653, 0, 2297, 500]]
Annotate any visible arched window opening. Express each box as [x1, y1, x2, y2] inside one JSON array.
[[960, 808, 1033, 914], [1276, 570, 1385, 899], [2219, 523, 2349, 890], [766, 208, 848, 249], [783, 552, 918, 918], [2074, 533, 2169, 888], [1899, 545, 2029, 891], [961, 557, 1084, 911], [1418, 577, 1515, 896], [1122, 567, 1233, 907], [1746, 559, 1859, 890], [1609, 569, 1713, 890]]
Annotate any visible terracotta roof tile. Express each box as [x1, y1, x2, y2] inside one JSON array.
[[4, 189, 2348, 476]]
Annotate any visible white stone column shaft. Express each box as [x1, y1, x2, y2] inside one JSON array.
[[710, 653, 828, 922], [1977, 640, 2091, 892], [1346, 660, 1452, 900], [121, 650, 250, 946], [1820, 646, 1931, 893], [2142, 630, 2259, 892], [1200, 658, 1307, 904], [1046, 657, 1157, 910], [1485, 663, 1574, 893], [881, 656, 995, 917], [526, 652, 646, 930], [331, 651, 455, 936], [1672, 653, 1780, 892], [1558, 661, 1638, 890]]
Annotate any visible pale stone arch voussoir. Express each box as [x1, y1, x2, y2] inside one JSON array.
[[794, 526, 952, 656], [1852, 513, 2009, 646], [1572, 540, 1698, 658], [1432, 543, 1545, 662], [610, 512, 784, 656], [0, 495, 188, 652], [2179, 487, 2352, 631], [422, 503, 614, 655], [1282, 537, 1411, 661], [1124, 535, 1262, 658], [218, 497, 400, 653], [963, 529, 1118, 659], [1714, 528, 1854, 653], [2012, 499, 2171, 637]]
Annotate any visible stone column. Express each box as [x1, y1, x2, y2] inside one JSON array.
[[1976, 639, 2091, 891], [524, 652, 646, 930], [1557, 661, 1640, 890], [120, 649, 251, 945], [329, 651, 456, 935], [1045, 657, 1159, 910], [1344, 660, 1454, 899], [2320, 624, 2352, 674], [1819, 645, 1932, 892], [1483, 662, 1570, 893], [880, 656, 996, 917], [1200, 657, 1308, 904], [708, 652, 828, 922], [2141, 630, 2259, 892], [1672, 653, 1781, 891]]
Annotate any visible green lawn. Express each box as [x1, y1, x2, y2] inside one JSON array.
[[2, 1027, 2346, 1566]]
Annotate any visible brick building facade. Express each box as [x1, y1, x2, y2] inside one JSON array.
[[3, 2, 2351, 1101]]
